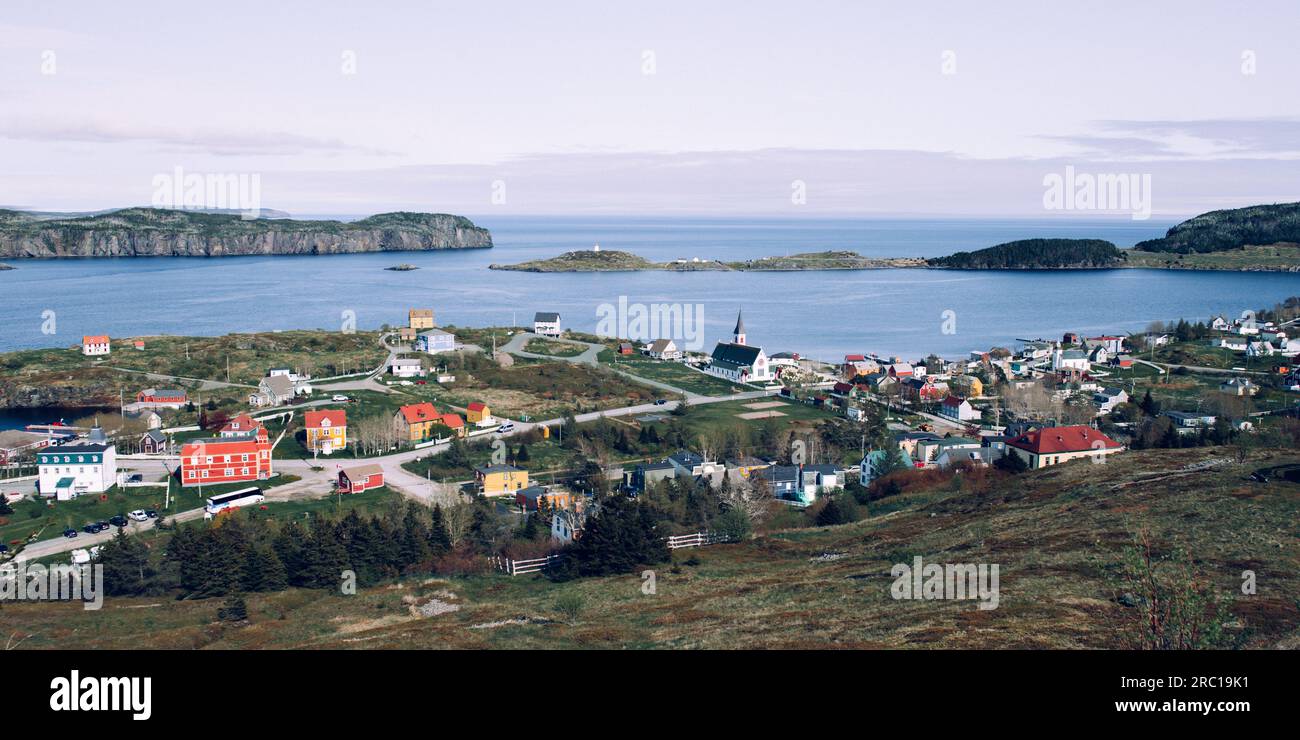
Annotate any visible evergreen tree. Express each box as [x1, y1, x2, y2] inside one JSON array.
[[217, 593, 248, 622], [815, 495, 858, 526], [302, 520, 349, 590], [242, 546, 288, 592], [95, 528, 152, 596], [516, 442, 530, 462], [556, 494, 669, 579], [399, 505, 431, 570], [273, 520, 310, 587], [427, 504, 451, 556], [0, 493, 13, 516]]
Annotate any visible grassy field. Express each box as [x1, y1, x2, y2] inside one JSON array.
[[604, 355, 747, 396], [523, 338, 586, 357], [436, 357, 666, 419], [5, 445, 1296, 649], [1125, 244, 1300, 271]]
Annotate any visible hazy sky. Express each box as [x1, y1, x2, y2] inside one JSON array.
[[1, 0, 1297, 216]]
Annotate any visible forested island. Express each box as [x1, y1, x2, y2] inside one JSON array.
[[489, 249, 925, 272], [925, 239, 1124, 269], [0, 208, 493, 258]]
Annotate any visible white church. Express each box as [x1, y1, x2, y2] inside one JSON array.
[[705, 310, 771, 383]]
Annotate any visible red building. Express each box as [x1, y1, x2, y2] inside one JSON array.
[[180, 423, 272, 487], [338, 464, 384, 494], [135, 388, 188, 407]]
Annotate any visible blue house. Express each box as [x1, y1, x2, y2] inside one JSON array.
[[416, 328, 455, 354]]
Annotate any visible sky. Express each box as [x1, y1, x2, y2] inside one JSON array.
[[1, 0, 1297, 217]]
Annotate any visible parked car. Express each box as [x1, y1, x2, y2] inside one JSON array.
[[1250, 471, 1270, 483], [128, 510, 148, 522], [415, 380, 427, 385], [654, 399, 667, 405], [0, 543, 9, 553], [331, 394, 348, 402], [145, 510, 158, 519], [495, 422, 515, 434], [63, 528, 78, 539], [109, 515, 128, 528], [94, 521, 110, 532], [82, 524, 98, 534]]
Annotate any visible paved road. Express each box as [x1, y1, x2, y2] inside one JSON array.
[[500, 331, 603, 365]]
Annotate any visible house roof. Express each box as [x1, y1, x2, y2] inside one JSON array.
[[409, 309, 434, 318], [143, 430, 165, 443], [757, 465, 799, 483], [420, 328, 453, 338], [710, 342, 762, 369], [139, 388, 186, 399], [941, 395, 968, 407], [219, 414, 260, 434], [844, 354, 866, 362], [440, 413, 464, 428], [639, 459, 676, 472], [259, 375, 295, 396], [475, 464, 523, 475], [669, 450, 704, 467], [82, 335, 109, 344], [534, 312, 560, 323], [397, 402, 439, 423], [1005, 425, 1121, 455], [648, 338, 677, 353], [43, 443, 110, 455], [343, 463, 384, 479], [304, 409, 347, 429], [467, 402, 488, 412]]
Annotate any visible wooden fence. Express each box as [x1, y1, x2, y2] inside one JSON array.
[[492, 531, 732, 575]]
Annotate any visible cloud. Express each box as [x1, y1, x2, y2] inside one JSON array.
[[0, 118, 395, 156], [1044, 118, 1300, 160]]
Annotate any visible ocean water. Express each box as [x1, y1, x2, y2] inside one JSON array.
[[0, 215, 1295, 369]]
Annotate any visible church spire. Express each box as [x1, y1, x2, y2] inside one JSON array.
[[733, 309, 746, 345]]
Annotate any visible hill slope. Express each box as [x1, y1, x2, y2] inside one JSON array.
[[927, 238, 1124, 269], [3, 447, 1295, 649], [1135, 202, 1300, 254], [0, 208, 492, 258]]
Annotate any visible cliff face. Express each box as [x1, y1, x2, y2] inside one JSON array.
[[0, 208, 493, 258]]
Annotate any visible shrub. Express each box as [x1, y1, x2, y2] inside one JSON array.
[[553, 592, 584, 623]]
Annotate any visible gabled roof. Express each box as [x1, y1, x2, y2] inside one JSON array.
[[534, 312, 560, 323], [259, 375, 295, 396], [220, 414, 260, 434], [343, 463, 384, 479], [710, 342, 762, 369], [304, 409, 347, 429], [669, 450, 704, 467], [82, 335, 109, 344], [941, 395, 968, 407], [475, 464, 523, 475], [648, 338, 677, 353], [1005, 425, 1121, 454], [397, 402, 439, 423], [467, 402, 488, 412], [440, 413, 464, 428]]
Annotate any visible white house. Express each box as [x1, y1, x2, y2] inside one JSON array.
[[416, 328, 455, 354], [645, 338, 682, 360], [1216, 337, 1248, 352], [249, 374, 296, 407], [1052, 348, 1090, 373], [37, 429, 117, 500], [533, 312, 562, 337], [388, 357, 424, 378], [938, 395, 980, 422], [1092, 387, 1129, 414], [706, 310, 771, 383], [81, 335, 111, 356], [1247, 341, 1277, 358], [1219, 377, 1258, 396], [1210, 315, 1231, 331], [551, 509, 586, 544]]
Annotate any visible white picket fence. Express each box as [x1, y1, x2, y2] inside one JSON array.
[[666, 531, 733, 549], [491, 554, 562, 576], [491, 531, 732, 575]]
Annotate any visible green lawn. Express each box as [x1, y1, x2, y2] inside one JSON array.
[[1, 485, 175, 546], [604, 355, 747, 396], [523, 338, 586, 357]]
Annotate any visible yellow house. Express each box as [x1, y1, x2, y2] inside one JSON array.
[[304, 409, 347, 454], [953, 375, 984, 397], [394, 402, 439, 442], [475, 464, 528, 495], [466, 402, 491, 423], [409, 309, 435, 330]]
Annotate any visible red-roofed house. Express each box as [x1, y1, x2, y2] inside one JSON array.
[[181, 424, 271, 487], [219, 414, 260, 437], [1005, 425, 1123, 469], [135, 388, 188, 409], [304, 409, 347, 454], [438, 413, 466, 438], [465, 402, 491, 424], [82, 335, 110, 356], [393, 402, 439, 442]]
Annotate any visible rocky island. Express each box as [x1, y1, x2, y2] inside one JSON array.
[[0, 208, 493, 258], [490, 248, 926, 272]]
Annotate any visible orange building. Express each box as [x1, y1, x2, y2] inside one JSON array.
[[304, 409, 347, 454]]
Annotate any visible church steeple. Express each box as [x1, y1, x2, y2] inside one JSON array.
[[733, 309, 746, 345]]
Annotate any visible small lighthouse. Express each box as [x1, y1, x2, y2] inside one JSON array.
[[592, 242, 601, 252]]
